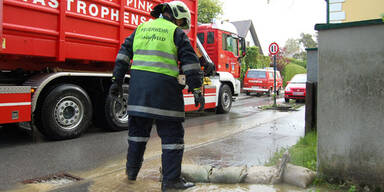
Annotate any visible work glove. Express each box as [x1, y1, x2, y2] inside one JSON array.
[[193, 88, 205, 111], [109, 83, 123, 99]]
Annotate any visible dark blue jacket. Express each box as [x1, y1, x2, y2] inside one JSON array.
[[112, 18, 203, 121]]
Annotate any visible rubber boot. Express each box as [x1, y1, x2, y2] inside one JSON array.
[[161, 178, 195, 191], [126, 167, 140, 181]]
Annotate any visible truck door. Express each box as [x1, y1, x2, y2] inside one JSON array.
[[222, 33, 240, 78]]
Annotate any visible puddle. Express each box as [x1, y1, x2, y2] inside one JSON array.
[[22, 173, 82, 185], [19, 173, 82, 190]]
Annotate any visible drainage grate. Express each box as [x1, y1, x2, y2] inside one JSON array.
[[23, 173, 82, 186]]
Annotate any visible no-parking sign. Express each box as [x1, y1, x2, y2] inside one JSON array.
[[269, 42, 279, 55]]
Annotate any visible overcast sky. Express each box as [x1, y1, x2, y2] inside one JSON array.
[[221, 0, 327, 55]]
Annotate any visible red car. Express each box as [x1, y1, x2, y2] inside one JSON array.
[[284, 74, 307, 102], [243, 69, 283, 96]]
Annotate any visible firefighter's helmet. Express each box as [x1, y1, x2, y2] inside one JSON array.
[[151, 1, 191, 30]]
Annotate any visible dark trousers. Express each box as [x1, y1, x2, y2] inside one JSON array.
[[126, 116, 185, 182]]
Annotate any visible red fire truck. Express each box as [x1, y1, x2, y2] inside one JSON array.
[[0, 0, 245, 140]]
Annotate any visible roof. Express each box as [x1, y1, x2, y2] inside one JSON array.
[[210, 19, 238, 34], [315, 19, 383, 31], [305, 48, 318, 51], [231, 20, 263, 55]]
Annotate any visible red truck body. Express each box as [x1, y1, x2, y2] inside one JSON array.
[[0, 0, 243, 140], [0, 0, 197, 71]]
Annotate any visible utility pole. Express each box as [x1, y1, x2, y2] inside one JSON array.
[[326, 0, 330, 24], [268, 42, 279, 107], [273, 55, 277, 107]]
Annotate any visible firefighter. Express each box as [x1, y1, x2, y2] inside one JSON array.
[[109, 1, 204, 191]]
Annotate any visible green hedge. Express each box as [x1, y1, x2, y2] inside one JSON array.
[[289, 58, 307, 69], [282, 63, 307, 87]]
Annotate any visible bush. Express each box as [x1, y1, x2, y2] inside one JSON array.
[[289, 58, 307, 69], [282, 63, 307, 87]]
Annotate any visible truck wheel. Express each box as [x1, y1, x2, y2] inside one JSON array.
[[104, 84, 129, 131], [216, 84, 232, 114], [40, 84, 92, 140]]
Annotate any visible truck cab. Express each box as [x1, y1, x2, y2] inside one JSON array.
[[197, 20, 245, 79]]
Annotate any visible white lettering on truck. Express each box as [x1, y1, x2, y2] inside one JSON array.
[[89, 4, 98, 16], [33, 0, 46, 6], [67, 0, 74, 11], [30, 0, 58, 8], [19, 0, 154, 27], [48, 0, 58, 8], [111, 8, 119, 21], [77, 0, 87, 14], [101, 6, 109, 18], [127, 0, 153, 12]]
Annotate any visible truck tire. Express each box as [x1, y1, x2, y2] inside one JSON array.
[[104, 84, 129, 131], [216, 84, 232, 114], [40, 84, 92, 140]]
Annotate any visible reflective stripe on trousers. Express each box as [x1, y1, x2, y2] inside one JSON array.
[[162, 144, 184, 150], [128, 105, 185, 118], [128, 136, 150, 142]]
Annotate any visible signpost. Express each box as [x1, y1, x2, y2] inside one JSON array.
[[269, 42, 279, 107]]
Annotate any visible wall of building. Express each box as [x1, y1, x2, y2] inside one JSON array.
[[344, 0, 384, 22], [306, 49, 318, 83], [246, 34, 255, 47], [305, 48, 318, 133], [329, 0, 384, 23], [317, 21, 384, 187]]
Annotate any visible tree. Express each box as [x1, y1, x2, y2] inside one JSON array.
[[198, 0, 223, 23], [281, 33, 318, 61], [299, 33, 317, 49], [269, 49, 289, 73], [244, 47, 270, 69], [240, 46, 270, 81], [293, 51, 307, 61], [283, 38, 300, 58]]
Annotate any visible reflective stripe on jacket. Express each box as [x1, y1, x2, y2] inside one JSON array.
[[132, 18, 179, 78], [113, 17, 203, 121]]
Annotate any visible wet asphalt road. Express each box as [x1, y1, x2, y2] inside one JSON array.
[[0, 93, 292, 191]]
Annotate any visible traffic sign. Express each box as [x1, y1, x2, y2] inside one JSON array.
[[269, 42, 279, 55]]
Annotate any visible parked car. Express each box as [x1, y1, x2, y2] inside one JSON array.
[[243, 69, 283, 96], [284, 74, 307, 102]]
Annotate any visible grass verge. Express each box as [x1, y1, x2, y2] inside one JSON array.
[[265, 131, 317, 170], [265, 131, 361, 192], [259, 101, 304, 111]]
